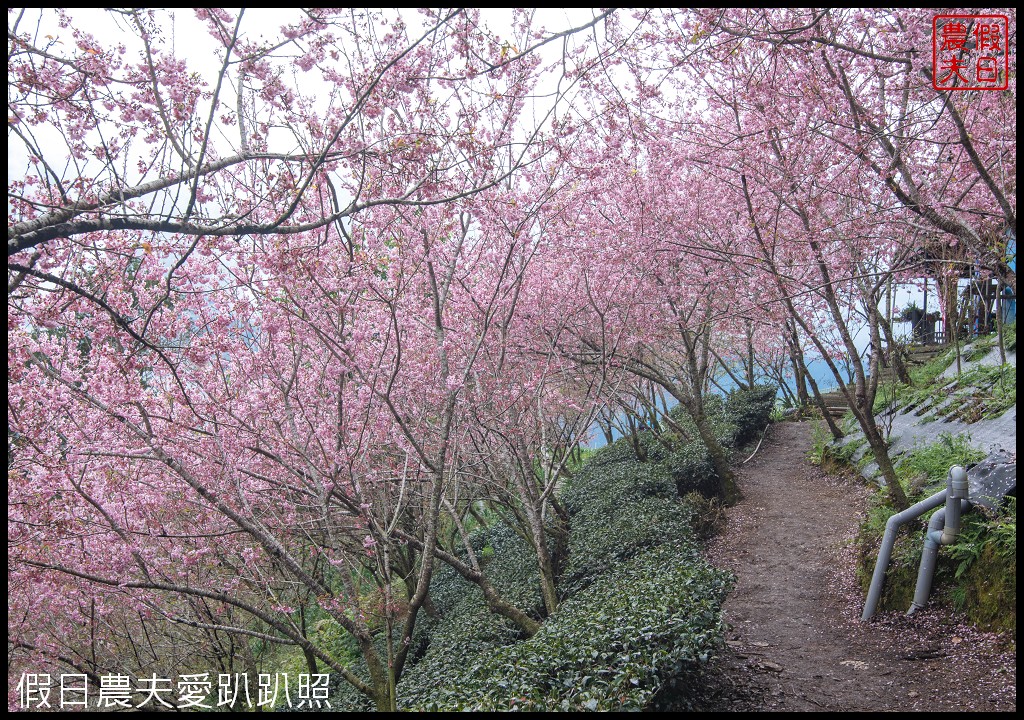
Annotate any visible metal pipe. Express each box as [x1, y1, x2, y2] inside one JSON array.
[[862, 488, 948, 621], [908, 466, 970, 615], [942, 466, 969, 542], [906, 499, 970, 614]]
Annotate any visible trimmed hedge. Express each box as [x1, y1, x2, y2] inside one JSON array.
[[560, 460, 690, 597], [404, 541, 731, 711], [327, 384, 775, 710], [658, 442, 718, 497], [725, 384, 776, 446], [395, 437, 734, 709]]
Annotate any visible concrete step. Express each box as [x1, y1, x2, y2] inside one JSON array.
[[905, 344, 950, 364]]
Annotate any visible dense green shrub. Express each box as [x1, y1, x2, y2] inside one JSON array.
[[326, 523, 546, 712], [725, 385, 777, 446], [562, 454, 676, 513], [329, 386, 774, 710], [647, 387, 776, 497], [395, 430, 736, 710], [666, 396, 738, 449], [658, 442, 718, 497], [402, 541, 731, 711], [560, 462, 691, 596], [393, 560, 536, 709], [585, 433, 651, 466]]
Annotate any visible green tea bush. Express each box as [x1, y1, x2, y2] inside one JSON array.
[[561, 453, 676, 515], [393, 562, 535, 709], [586, 432, 654, 466], [560, 462, 691, 597], [725, 384, 777, 446], [658, 441, 718, 497], [402, 542, 731, 711], [328, 524, 546, 712], [585, 438, 631, 466], [350, 387, 770, 710], [653, 385, 777, 496], [396, 434, 734, 710]]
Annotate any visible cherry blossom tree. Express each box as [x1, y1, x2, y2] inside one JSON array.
[[531, 120, 755, 502], [620, 7, 1014, 508], [8, 7, 1015, 709], [8, 7, 621, 710], [690, 8, 1016, 292]]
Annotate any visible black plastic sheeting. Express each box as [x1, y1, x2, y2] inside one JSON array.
[[967, 449, 1017, 510]]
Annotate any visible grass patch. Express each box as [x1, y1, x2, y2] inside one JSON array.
[[909, 346, 958, 387], [894, 432, 986, 495], [878, 339, 1015, 424], [871, 344, 958, 415], [964, 333, 998, 362], [806, 420, 834, 467], [955, 363, 1016, 419], [807, 420, 866, 473], [1002, 320, 1016, 352]]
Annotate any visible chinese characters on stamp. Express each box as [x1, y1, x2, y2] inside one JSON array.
[[933, 14, 1010, 90]]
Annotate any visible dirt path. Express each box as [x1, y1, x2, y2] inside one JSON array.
[[682, 420, 1016, 712]]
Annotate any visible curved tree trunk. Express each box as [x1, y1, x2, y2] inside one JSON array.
[[394, 530, 541, 637], [689, 403, 739, 505]]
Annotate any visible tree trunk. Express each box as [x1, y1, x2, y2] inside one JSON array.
[[549, 498, 571, 587], [687, 401, 740, 505], [860, 413, 909, 510], [805, 362, 845, 441], [518, 483, 560, 618], [625, 411, 647, 462], [784, 322, 811, 407], [877, 313, 912, 385], [299, 608, 319, 675], [596, 409, 615, 445], [479, 578, 542, 636], [786, 322, 844, 439], [746, 320, 757, 388]]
